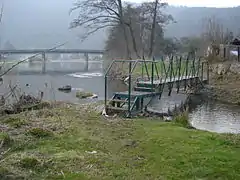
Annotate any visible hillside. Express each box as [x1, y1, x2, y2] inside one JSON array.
[[0, 0, 239, 49], [165, 6, 240, 38]]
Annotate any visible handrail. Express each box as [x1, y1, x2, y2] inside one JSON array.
[[104, 58, 159, 116], [145, 58, 171, 108]]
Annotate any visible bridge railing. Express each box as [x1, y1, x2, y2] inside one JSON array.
[[104, 56, 209, 114], [104, 59, 159, 113]]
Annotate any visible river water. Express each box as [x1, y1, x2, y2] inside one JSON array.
[[0, 59, 240, 134]]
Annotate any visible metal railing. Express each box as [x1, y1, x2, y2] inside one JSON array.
[[104, 56, 210, 116]]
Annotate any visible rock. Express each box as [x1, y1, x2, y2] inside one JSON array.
[[211, 62, 231, 75], [229, 62, 240, 74], [58, 85, 72, 91], [76, 91, 94, 99]]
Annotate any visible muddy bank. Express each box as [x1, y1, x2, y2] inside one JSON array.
[[207, 73, 240, 104]]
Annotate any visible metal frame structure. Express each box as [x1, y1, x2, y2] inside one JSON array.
[[104, 56, 209, 117]]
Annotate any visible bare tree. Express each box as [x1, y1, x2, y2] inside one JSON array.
[[70, 0, 131, 58], [202, 16, 235, 61]]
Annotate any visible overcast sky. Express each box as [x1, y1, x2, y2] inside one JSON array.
[[129, 0, 240, 7]]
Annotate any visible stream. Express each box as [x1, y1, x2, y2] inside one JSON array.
[[0, 59, 240, 134]]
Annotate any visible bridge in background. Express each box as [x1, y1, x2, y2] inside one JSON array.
[[0, 49, 104, 54], [0, 49, 105, 73]]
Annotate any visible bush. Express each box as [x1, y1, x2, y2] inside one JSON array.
[[173, 111, 193, 129]]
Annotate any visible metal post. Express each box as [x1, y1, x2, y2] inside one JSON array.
[[42, 52, 46, 74], [223, 47, 226, 59], [177, 56, 182, 93], [128, 61, 132, 117], [184, 55, 189, 90], [238, 46, 240, 62], [201, 62, 204, 82], [153, 56, 159, 80], [151, 58, 154, 91], [140, 98, 144, 111], [84, 53, 89, 71], [104, 75, 108, 111], [168, 56, 173, 96], [207, 61, 210, 84]]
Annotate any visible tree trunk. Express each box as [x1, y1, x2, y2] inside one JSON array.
[[148, 0, 158, 58], [117, 0, 131, 59]]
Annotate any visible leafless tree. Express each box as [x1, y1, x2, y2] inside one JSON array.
[[202, 16, 234, 61], [202, 16, 234, 45], [70, 0, 132, 58]]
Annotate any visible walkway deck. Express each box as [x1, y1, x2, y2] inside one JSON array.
[[114, 91, 159, 98], [137, 75, 205, 85]]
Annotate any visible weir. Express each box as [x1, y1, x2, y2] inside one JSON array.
[[104, 56, 209, 117]]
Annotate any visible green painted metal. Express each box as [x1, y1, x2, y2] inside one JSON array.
[[104, 56, 209, 117], [151, 59, 154, 91], [128, 62, 132, 117]]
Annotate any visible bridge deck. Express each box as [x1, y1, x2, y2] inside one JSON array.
[[137, 75, 203, 85], [114, 91, 159, 98]]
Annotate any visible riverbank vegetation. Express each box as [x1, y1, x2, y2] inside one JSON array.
[[0, 103, 239, 180]]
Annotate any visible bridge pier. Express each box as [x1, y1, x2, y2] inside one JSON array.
[[42, 52, 46, 74], [84, 53, 89, 71]]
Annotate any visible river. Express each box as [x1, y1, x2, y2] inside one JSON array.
[[0, 59, 240, 134]]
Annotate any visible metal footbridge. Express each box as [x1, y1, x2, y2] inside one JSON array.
[[104, 56, 209, 117]]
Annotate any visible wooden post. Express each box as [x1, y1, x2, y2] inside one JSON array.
[[42, 52, 46, 74], [84, 53, 89, 71]]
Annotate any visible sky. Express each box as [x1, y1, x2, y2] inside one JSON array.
[[130, 0, 240, 7]]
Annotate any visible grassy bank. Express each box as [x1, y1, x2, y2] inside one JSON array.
[[131, 59, 199, 80], [0, 103, 239, 180]]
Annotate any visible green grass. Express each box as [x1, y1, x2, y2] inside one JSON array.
[[131, 59, 201, 80], [0, 104, 239, 179]]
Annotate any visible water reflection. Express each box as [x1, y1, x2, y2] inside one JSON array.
[[189, 100, 240, 134]]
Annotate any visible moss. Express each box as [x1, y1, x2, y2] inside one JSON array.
[[26, 128, 53, 138], [76, 91, 93, 99], [19, 157, 40, 169], [3, 117, 27, 128], [0, 132, 12, 147]]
